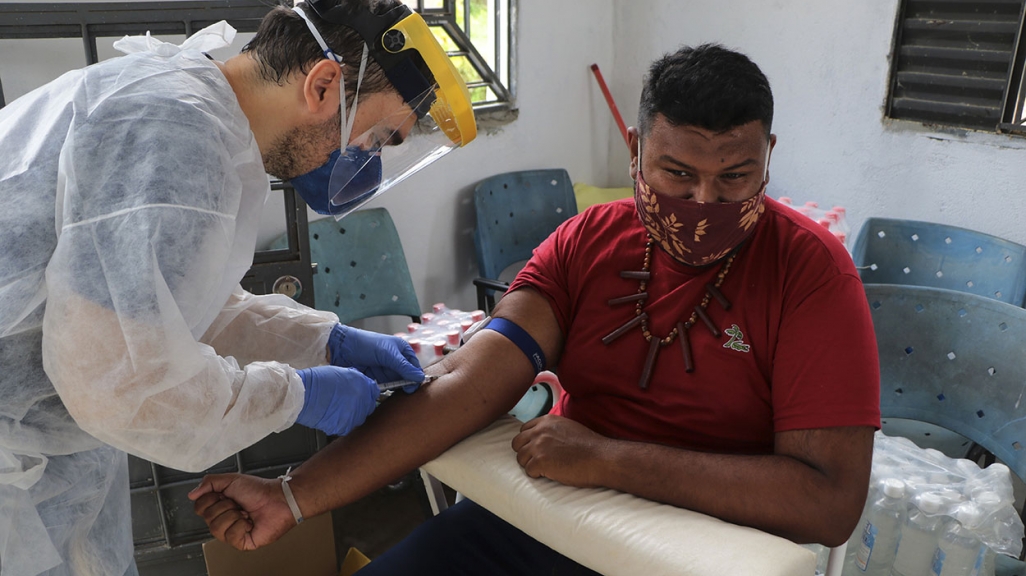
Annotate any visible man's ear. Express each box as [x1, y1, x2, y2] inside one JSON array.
[[627, 126, 640, 180], [302, 59, 343, 119], [765, 134, 777, 184]]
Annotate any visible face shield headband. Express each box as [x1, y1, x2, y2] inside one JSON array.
[[289, 2, 477, 219]]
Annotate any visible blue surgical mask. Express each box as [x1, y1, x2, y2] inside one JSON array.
[[290, 146, 382, 217]]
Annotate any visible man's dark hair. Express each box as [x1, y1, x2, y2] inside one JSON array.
[[638, 43, 773, 139], [243, 0, 432, 109]]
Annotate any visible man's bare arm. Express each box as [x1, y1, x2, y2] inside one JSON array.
[[513, 417, 874, 546], [286, 288, 564, 518]]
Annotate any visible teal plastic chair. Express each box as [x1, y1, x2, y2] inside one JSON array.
[[866, 284, 1026, 569], [852, 218, 1026, 307], [853, 218, 1026, 462], [472, 169, 577, 312], [272, 208, 420, 324]]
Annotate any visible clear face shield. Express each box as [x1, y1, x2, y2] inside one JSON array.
[[290, 3, 476, 219], [327, 86, 465, 216]]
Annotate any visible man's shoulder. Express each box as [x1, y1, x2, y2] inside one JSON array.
[[81, 52, 239, 130], [568, 198, 637, 232], [758, 198, 859, 278]]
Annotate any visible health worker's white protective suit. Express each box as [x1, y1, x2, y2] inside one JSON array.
[[0, 24, 338, 576]]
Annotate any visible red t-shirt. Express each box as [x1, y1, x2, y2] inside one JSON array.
[[507, 196, 880, 455]]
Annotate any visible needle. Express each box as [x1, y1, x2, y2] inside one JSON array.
[[377, 374, 439, 392]]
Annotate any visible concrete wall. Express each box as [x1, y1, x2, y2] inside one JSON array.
[[607, 0, 1026, 248]]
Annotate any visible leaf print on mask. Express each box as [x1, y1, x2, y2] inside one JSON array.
[[693, 218, 709, 243], [738, 193, 766, 232]]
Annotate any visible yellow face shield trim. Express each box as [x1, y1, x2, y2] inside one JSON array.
[[385, 12, 477, 147]]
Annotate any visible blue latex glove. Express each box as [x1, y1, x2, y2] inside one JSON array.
[[295, 366, 379, 436], [328, 324, 424, 392]]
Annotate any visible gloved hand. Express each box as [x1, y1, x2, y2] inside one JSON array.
[[295, 366, 379, 436], [327, 324, 424, 392]]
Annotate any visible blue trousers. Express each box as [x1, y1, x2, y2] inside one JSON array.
[[354, 499, 603, 575]]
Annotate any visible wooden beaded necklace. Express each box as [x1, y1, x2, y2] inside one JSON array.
[[602, 234, 735, 389]]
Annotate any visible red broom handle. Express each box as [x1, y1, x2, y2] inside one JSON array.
[[590, 63, 629, 149]]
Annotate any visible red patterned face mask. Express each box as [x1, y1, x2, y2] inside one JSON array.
[[634, 150, 767, 267]]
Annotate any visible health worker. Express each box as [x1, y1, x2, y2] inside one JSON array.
[[0, 0, 476, 574]]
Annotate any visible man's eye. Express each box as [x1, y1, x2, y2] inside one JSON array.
[[722, 173, 747, 180]]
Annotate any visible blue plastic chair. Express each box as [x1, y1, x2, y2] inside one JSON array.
[[852, 217, 1026, 307], [472, 169, 578, 312], [866, 283, 1026, 570], [272, 208, 420, 325]]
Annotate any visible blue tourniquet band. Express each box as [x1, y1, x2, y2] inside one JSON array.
[[483, 317, 546, 374]]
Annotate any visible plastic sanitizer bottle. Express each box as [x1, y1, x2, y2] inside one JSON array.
[[849, 478, 907, 576], [932, 504, 983, 576], [891, 492, 947, 576]]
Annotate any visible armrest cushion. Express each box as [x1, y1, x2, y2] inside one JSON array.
[[421, 416, 816, 576]]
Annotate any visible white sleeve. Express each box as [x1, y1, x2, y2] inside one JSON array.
[[201, 286, 338, 369], [41, 79, 304, 473]]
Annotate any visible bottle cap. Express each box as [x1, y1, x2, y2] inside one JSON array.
[[778, 196, 793, 204], [433, 340, 446, 355], [882, 478, 906, 498], [832, 206, 846, 214], [825, 211, 840, 223], [432, 303, 446, 313], [407, 323, 419, 333], [446, 330, 460, 346], [408, 339, 422, 353], [955, 502, 983, 527], [421, 312, 436, 324], [918, 492, 945, 514], [471, 310, 486, 322], [804, 201, 819, 208], [818, 219, 831, 229]]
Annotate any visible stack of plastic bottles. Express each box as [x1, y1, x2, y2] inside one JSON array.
[[776, 197, 851, 248], [837, 432, 1023, 576], [393, 303, 486, 368]]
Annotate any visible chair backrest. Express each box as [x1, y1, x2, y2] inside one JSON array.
[[866, 283, 1026, 482], [852, 217, 1026, 306], [473, 169, 577, 280], [307, 208, 420, 325]]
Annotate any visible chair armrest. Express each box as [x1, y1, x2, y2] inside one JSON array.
[[421, 416, 816, 576], [472, 277, 510, 313]]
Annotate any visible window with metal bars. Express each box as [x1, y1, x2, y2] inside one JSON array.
[[887, 0, 1026, 134], [0, 0, 515, 113], [418, 0, 515, 111]]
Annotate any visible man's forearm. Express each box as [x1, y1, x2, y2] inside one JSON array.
[[598, 428, 873, 546], [287, 330, 538, 518]]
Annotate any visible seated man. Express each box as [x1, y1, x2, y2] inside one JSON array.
[[191, 43, 880, 574]]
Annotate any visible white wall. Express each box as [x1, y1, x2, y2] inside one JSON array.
[[608, 0, 1026, 247]]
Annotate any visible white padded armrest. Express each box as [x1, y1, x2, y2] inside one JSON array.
[[421, 416, 816, 576]]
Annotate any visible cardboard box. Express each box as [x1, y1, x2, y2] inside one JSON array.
[[203, 512, 338, 576]]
